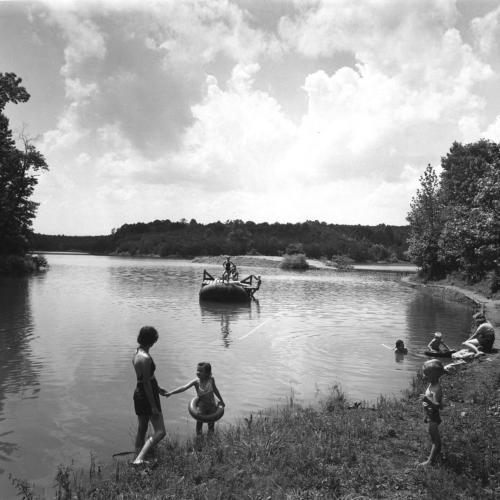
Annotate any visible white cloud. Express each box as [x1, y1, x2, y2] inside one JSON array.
[[483, 115, 500, 142], [18, 0, 500, 234], [47, 11, 107, 77], [165, 63, 297, 191], [471, 5, 500, 55], [39, 103, 89, 153]]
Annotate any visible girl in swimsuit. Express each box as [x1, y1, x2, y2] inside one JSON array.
[[419, 359, 444, 466], [132, 326, 167, 465], [165, 362, 225, 435]]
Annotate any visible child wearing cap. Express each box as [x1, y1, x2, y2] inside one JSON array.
[[427, 332, 451, 353], [419, 359, 445, 466]]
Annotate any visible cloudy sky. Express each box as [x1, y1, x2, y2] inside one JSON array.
[[1, 0, 500, 235]]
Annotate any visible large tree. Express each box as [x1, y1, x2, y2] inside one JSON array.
[[406, 164, 445, 279], [0, 72, 48, 256], [438, 140, 500, 281], [407, 141, 500, 288]]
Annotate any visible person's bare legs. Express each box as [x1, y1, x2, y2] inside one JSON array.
[[196, 420, 203, 436], [419, 422, 441, 466], [133, 413, 166, 464], [135, 415, 149, 454]]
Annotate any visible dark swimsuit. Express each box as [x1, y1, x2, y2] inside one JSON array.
[[133, 349, 162, 416], [423, 390, 441, 425]]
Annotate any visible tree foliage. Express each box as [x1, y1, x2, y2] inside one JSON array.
[[407, 140, 500, 288], [406, 164, 446, 279], [0, 72, 48, 256]]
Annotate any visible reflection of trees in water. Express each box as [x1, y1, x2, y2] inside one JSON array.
[[199, 300, 260, 348], [107, 265, 201, 308], [405, 291, 473, 348], [0, 277, 41, 461]]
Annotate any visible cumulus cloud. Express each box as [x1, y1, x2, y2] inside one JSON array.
[[471, 5, 500, 55], [5, 0, 498, 234], [483, 115, 500, 142], [271, 0, 494, 184]]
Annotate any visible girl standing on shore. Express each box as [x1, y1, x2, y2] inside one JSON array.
[[132, 326, 167, 465], [165, 362, 225, 436]]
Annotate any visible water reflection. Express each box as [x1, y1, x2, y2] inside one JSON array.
[[405, 289, 473, 353], [394, 351, 406, 363], [0, 278, 41, 465], [199, 300, 260, 347]]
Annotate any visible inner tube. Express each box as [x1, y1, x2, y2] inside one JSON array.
[[424, 350, 456, 358], [188, 397, 224, 423]]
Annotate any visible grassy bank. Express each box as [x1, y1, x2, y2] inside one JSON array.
[[14, 356, 499, 499]]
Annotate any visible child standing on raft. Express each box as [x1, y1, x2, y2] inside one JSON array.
[[419, 359, 445, 466], [165, 362, 225, 435]]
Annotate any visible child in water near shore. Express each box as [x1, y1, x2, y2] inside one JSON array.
[[165, 362, 225, 435], [394, 339, 408, 354], [419, 359, 445, 466]]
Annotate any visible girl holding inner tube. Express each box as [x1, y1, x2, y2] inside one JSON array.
[[165, 362, 225, 435]]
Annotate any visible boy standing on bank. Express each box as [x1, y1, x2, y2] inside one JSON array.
[[419, 359, 445, 466]]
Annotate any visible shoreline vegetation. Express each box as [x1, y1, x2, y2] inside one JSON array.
[[12, 275, 499, 500]]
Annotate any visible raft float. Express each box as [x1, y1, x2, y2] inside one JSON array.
[[424, 349, 456, 358], [199, 270, 261, 302]]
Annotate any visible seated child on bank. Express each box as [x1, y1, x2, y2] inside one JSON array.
[[462, 312, 496, 355]]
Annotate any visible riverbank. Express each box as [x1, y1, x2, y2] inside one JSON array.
[[15, 278, 499, 499], [0, 254, 47, 275]]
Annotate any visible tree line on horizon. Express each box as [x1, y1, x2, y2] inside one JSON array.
[[30, 220, 410, 264]]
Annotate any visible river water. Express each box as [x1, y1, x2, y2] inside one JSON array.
[[0, 254, 474, 498]]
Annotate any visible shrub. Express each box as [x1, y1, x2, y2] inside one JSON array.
[[280, 253, 309, 270], [0, 254, 48, 275]]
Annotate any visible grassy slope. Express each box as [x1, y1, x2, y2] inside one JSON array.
[[46, 356, 500, 500]]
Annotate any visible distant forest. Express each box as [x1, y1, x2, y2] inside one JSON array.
[[30, 219, 410, 263]]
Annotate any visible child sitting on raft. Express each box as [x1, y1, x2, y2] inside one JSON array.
[[419, 359, 445, 466], [165, 362, 225, 436], [427, 332, 451, 353]]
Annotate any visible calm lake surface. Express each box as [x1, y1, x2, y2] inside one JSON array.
[[0, 254, 474, 498]]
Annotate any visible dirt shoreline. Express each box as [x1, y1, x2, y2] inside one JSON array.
[[192, 254, 329, 269]]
